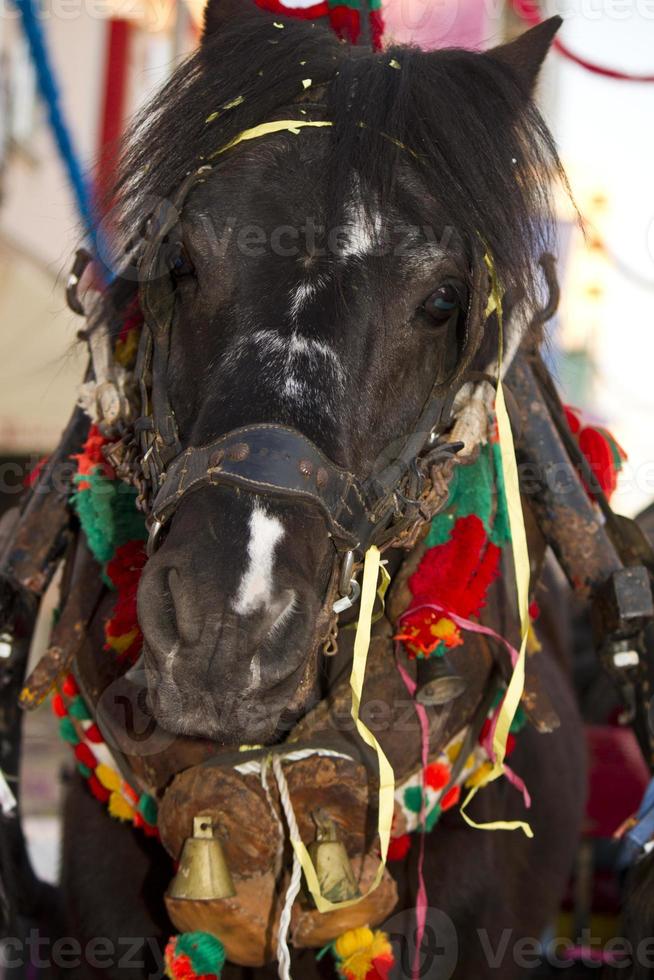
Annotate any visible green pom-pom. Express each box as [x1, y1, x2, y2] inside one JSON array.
[[59, 717, 79, 745], [177, 932, 226, 975], [403, 785, 424, 814], [77, 762, 91, 778], [68, 696, 92, 721], [510, 705, 527, 734], [138, 793, 158, 826], [490, 692, 527, 733]]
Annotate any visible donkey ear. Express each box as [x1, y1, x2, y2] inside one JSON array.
[[203, 0, 270, 41], [488, 16, 562, 95]]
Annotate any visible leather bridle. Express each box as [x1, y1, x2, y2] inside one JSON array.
[[125, 141, 490, 618]]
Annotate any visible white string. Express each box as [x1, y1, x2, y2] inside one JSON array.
[[234, 746, 351, 777], [260, 756, 285, 879], [272, 754, 304, 980]]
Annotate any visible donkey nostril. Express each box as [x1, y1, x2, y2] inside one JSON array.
[[167, 567, 204, 647]]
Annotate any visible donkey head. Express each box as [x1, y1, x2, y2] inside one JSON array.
[[124, 7, 562, 743]]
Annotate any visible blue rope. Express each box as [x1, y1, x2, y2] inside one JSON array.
[[11, 0, 96, 242]]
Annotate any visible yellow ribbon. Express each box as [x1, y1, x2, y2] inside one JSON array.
[[209, 119, 332, 159], [344, 559, 391, 630], [292, 545, 395, 912], [459, 255, 533, 838]]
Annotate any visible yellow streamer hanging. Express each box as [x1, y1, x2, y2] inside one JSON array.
[[292, 545, 395, 912], [459, 255, 533, 838]]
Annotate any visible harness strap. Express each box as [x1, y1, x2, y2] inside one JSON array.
[[150, 423, 368, 552]]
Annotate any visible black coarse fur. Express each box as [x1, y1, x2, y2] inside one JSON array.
[[110, 7, 565, 312]]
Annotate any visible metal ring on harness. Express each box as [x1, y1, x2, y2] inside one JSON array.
[[333, 578, 361, 615]]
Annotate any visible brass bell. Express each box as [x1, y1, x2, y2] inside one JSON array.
[[307, 809, 361, 904], [416, 655, 466, 706], [167, 816, 236, 901]]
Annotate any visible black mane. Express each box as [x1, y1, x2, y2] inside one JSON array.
[[111, 9, 565, 305]]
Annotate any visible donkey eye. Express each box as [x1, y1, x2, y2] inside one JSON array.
[[168, 243, 195, 280], [423, 283, 464, 324]]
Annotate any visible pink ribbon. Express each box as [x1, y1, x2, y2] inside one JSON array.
[[398, 602, 532, 808], [395, 645, 429, 980], [482, 701, 531, 808]]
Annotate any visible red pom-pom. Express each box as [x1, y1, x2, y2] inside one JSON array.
[[387, 834, 411, 861], [256, 0, 328, 15], [328, 4, 360, 43], [88, 774, 110, 803], [369, 8, 384, 50], [52, 693, 66, 718], [62, 674, 79, 697], [424, 761, 450, 791], [164, 947, 196, 980], [478, 717, 492, 745], [564, 405, 582, 435], [74, 743, 97, 770], [479, 719, 516, 754], [528, 601, 541, 621], [578, 426, 617, 498], [441, 785, 461, 811], [84, 723, 104, 744]]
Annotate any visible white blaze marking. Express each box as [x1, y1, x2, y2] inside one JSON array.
[[233, 504, 285, 615], [289, 281, 317, 320], [338, 199, 383, 261], [288, 274, 328, 321], [222, 328, 345, 412]]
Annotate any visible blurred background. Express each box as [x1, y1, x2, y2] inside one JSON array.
[[0, 0, 653, 954]]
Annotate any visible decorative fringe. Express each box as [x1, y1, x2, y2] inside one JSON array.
[[164, 933, 226, 980], [53, 672, 158, 833], [70, 425, 147, 667], [397, 441, 510, 660], [71, 425, 146, 565]]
